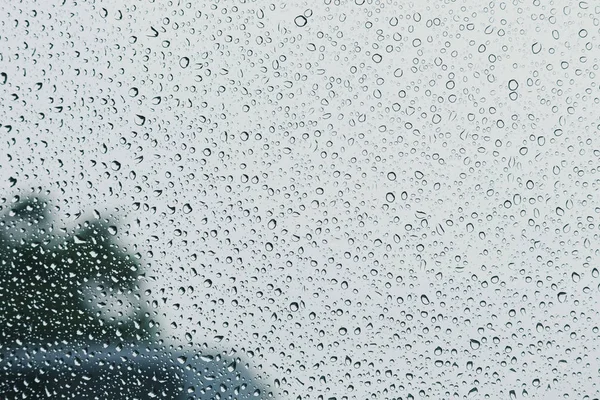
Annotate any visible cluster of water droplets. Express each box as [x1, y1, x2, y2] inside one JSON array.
[[2, 0, 600, 398]]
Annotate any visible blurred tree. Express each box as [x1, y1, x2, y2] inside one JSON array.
[[0, 196, 268, 399], [0, 196, 157, 346]]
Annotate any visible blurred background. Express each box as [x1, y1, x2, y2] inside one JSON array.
[[0, 196, 266, 399]]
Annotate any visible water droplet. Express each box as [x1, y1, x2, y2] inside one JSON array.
[[526, 180, 534, 189], [134, 114, 146, 126], [294, 15, 307, 27], [179, 57, 190, 68], [557, 292, 567, 303]]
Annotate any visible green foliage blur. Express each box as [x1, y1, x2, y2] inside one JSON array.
[[0, 196, 157, 346]]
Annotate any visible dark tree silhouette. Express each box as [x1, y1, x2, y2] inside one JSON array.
[[0, 196, 156, 346], [0, 196, 269, 399]]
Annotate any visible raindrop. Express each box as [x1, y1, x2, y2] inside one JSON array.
[[526, 180, 534, 189], [294, 15, 307, 27], [134, 115, 146, 126], [557, 292, 567, 303], [179, 57, 190, 68]]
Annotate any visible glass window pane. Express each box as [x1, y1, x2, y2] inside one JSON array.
[[1, 0, 598, 399]]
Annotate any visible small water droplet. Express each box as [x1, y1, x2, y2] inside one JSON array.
[[134, 114, 146, 126], [557, 292, 567, 303], [294, 15, 307, 27]]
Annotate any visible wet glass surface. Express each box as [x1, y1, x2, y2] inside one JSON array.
[[2, 0, 600, 399]]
